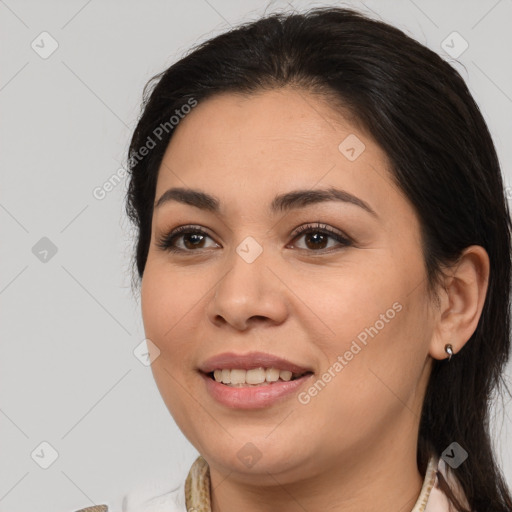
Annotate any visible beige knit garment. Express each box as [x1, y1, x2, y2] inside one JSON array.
[[184, 455, 440, 512], [73, 507, 108, 512]]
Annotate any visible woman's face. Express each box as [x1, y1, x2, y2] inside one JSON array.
[[141, 88, 436, 482]]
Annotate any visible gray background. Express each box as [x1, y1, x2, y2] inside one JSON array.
[[1, 1, 511, 511]]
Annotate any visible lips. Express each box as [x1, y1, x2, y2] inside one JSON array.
[[197, 351, 314, 375], [201, 371, 314, 408]]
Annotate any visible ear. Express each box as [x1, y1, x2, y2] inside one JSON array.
[[429, 245, 490, 360]]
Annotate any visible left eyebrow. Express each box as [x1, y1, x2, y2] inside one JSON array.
[[154, 186, 378, 218], [270, 187, 378, 217]]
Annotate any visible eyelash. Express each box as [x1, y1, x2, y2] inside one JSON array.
[[156, 223, 353, 254]]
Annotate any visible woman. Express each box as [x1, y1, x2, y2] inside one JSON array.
[[76, 6, 512, 512]]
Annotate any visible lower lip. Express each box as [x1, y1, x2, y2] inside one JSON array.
[[200, 371, 314, 409]]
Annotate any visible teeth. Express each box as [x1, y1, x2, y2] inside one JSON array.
[[266, 368, 280, 382], [230, 369, 246, 385], [212, 367, 301, 386], [279, 370, 292, 381], [246, 367, 266, 384]]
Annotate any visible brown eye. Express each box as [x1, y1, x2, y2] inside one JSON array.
[[156, 225, 219, 252], [289, 223, 352, 252]]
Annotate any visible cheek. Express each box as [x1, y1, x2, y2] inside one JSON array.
[[301, 256, 430, 409], [140, 255, 230, 436], [140, 265, 203, 430], [294, 262, 406, 352], [140, 262, 203, 366], [298, 311, 426, 455]]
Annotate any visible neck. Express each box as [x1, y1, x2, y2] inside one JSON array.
[[208, 436, 424, 512]]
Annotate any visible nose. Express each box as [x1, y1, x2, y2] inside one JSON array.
[[206, 247, 289, 331]]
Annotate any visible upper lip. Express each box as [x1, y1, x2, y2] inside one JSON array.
[[198, 351, 314, 375]]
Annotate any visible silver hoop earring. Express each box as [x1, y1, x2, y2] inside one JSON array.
[[445, 344, 454, 362]]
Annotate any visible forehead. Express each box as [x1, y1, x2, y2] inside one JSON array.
[[154, 88, 404, 223], [162, 88, 366, 162]]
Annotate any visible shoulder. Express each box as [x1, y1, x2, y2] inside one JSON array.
[[73, 474, 187, 512], [74, 507, 109, 512]]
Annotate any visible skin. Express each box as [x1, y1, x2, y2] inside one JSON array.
[[140, 88, 489, 512]]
